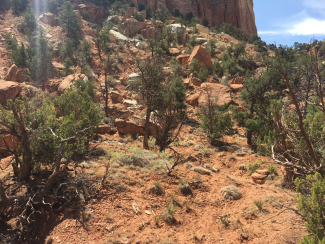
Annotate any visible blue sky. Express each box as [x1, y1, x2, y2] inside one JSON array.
[[255, 0, 325, 46]]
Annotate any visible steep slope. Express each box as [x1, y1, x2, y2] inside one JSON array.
[[128, 0, 257, 34]]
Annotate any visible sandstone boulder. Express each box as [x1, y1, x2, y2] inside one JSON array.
[[230, 84, 243, 93], [109, 30, 129, 42], [107, 104, 129, 118], [0, 80, 21, 105], [105, 15, 119, 24], [5, 64, 18, 82], [121, 14, 131, 23], [97, 124, 111, 134], [110, 91, 123, 103], [192, 77, 202, 86], [197, 38, 207, 44], [58, 74, 76, 94], [40, 12, 57, 26], [251, 173, 268, 184], [127, 7, 137, 15], [231, 77, 243, 84], [0, 134, 19, 155], [198, 83, 232, 107], [115, 119, 143, 135], [78, 2, 105, 23], [176, 54, 190, 65], [186, 92, 201, 105], [167, 48, 181, 56], [196, 24, 209, 35], [123, 19, 147, 37], [188, 46, 212, 68]]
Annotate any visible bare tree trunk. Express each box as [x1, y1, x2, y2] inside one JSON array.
[[143, 106, 151, 150]]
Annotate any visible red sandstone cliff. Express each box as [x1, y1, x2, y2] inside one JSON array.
[[127, 0, 257, 35]]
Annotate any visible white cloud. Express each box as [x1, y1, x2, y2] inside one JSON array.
[[259, 12, 325, 36], [303, 0, 325, 10]]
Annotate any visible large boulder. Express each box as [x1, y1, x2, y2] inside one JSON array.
[[188, 46, 213, 68], [109, 30, 129, 42], [186, 92, 201, 105], [166, 23, 186, 33], [141, 27, 162, 39], [0, 80, 21, 105], [40, 12, 57, 26], [97, 124, 111, 134], [198, 83, 233, 107], [4, 64, 18, 82], [58, 74, 76, 94], [251, 171, 269, 184], [230, 84, 243, 93], [196, 24, 209, 35], [115, 119, 144, 135], [105, 15, 119, 24], [123, 19, 147, 37], [78, 2, 105, 23], [167, 48, 181, 56]]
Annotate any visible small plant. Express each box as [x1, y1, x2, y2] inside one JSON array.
[[125, 133, 133, 142], [221, 185, 241, 200], [220, 214, 230, 227], [155, 215, 161, 226], [178, 178, 187, 186], [170, 193, 179, 204], [106, 211, 113, 221], [228, 154, 236, 161], [183, 201, 191, 212], [267, 165, 278, 175], [148, 136, 156, 149], [247, 162, 261, 174], [149, 181, 164, 195], [253, 200, 265, 212], [162, 203, 177, 223], [202, 149, 210, 157]]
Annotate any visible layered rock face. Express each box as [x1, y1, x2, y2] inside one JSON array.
[[127, 0, 257, 34]]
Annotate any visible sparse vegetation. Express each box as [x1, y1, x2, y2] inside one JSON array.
[[221, 186, 241, 200], [162, 203, 177, 223], [247, 162, 261, 174], [253, 200, 265, 212]]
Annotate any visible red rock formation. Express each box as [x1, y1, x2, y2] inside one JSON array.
[[124, 0, 257, 34]]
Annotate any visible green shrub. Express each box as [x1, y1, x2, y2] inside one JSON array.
[[198, 63, 209, 81], [247, 162, 261, 174], [295, 173, 325, 243], [267, 165, 278, 175], [4, 33, 18, 50], [63, 57, 73, 75], [83, 11, 90, 21], [189, 36, 198, 47]]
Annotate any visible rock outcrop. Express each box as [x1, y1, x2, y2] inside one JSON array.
[[198, 83, 233, 107], [78, 2, 105, 23], [125, 0, 257, 34], [40, 13, 57, 26], [188, 46, 212, 68]]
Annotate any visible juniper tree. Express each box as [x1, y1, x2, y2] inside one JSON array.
[[57, 1, 81, 40]]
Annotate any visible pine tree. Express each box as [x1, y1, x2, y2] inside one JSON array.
[[57, 1, 81, 39], [12, 43, 27, 67]]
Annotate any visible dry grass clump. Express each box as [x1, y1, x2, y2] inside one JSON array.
[[221, 185, 241, 200], [149, 181, 164, 195], [193, 166, 211, 175], [162, 203, 177, 223], [179, 179, 193, 195]]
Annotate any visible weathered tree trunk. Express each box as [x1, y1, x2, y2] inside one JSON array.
[[143, 106, 151, 150]]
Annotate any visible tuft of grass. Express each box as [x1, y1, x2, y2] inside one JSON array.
[[106, 211, 113, 221], [220, 214, 230, 227], [227, 154, 236, 161], [202, 149, 211, 157], [154, 180, 161, 188], [253, 199, 265, 211], [148, 136, 156, 149], [155, 215, 161, 226], [183, 201, 191, 212], [193, 166, 211, 175], [178, 178, 188, 186], [267, 165, 278, 175], [221, 185, 241, 200], [247, 161, 261, 174], [125, 133, 133, 142], [162, 204, 177, 223], [170, 193, 178, 203]]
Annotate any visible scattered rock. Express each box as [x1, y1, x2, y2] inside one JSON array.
[[167, 48, 181, 56], [97, 124, 111, 134], [123, 19, 147, 37], [196, 24, 209, 35], [180, 184, 192, 195], [197, 38, 207, 44], [231, 77, 244, 84], [251, 172, 268, 184], [105, 15, 118, 24], [115, 119, 143, 135], [235, 151, 246, 156], [136, 42, 145, 49], [176, 54, 190, 65], [193, 167, 211, 175], [205, 164, 219, 172], [110, 91, 123, 103], [239, 164, 246, 170]]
